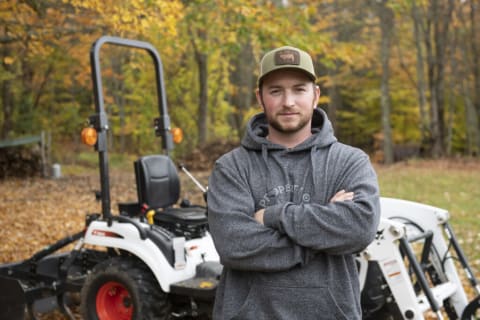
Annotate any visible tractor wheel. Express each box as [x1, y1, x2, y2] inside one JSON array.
[[80, 256, 171, 320]]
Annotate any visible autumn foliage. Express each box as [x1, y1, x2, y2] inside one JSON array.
[[0, 0, 479, 165]]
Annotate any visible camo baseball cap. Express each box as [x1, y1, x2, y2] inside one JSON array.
[[258, 46, 316, 86]]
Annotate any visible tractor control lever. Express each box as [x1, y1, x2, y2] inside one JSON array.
[[178, 163, 207, 193]]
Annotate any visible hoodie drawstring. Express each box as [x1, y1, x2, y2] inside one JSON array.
[[261, 144, 272, 197]]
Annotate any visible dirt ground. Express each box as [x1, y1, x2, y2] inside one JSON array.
[[0, 167, 210, 319], [0, 168, 210, 264]]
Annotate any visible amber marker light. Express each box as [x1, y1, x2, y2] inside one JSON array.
[[81, 127, 98, 146], [171, 127, 183, 144]]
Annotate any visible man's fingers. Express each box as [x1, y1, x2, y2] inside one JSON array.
[[254, 208, 265, 224], [330, 190, 354, 203]]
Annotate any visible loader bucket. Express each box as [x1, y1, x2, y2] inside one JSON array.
[[0, 275, 26, 320]]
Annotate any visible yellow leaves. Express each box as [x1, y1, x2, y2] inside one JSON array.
[[63, 0, 184, 39], [3, 56, 14, 65], [318, 95, 331, 105]]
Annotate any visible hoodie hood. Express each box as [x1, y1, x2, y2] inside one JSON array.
[[241, 108, 337, 151]]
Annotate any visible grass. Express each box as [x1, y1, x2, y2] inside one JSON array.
[[375, 159, 480, 270], [62, 151, 138, 175]]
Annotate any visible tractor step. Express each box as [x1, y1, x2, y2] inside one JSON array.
[[170, 277, 218, 300]]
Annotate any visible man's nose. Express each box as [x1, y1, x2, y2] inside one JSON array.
[[283, 92, 295, 107]]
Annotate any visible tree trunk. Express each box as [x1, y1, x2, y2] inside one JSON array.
[[109, 53, 127, 152], [425, 0, 455, 158], [189, 27, 209, 145], [462, 81, 480, 156], [446, 46, 456, 156], [324, 0, 342, 132], [1, 38, 14, 139], [378, 0, 394, 164], [326, 74, 340, 133], [426, 0, 442, 157], [411, 0, 430, 151], [469, 0, 480, 153], [456, 2, 480, 155], [196, 51, 208, 145], [229, 40, 255, 140]]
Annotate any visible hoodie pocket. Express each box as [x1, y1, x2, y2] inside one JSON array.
[[230, 283, 349, 320]]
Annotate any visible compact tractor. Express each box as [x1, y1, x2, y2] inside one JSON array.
[[0, 36, 221, 320], [0, 36, 479, 320]]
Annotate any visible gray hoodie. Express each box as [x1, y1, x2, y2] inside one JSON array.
[[207, 109, 380, 319]]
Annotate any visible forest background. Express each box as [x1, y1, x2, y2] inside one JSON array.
[[1, 0, 480, 164], [1, 2, 480, 317]]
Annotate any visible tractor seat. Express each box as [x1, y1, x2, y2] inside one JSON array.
[[135, 155, 208, 239]]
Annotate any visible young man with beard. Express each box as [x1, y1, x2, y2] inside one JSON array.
[[207, 46, 380, 319]]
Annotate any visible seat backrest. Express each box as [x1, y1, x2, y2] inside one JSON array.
[[135, 155, 180, 209]]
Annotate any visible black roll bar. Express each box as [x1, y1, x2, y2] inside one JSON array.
[[90, 36, 174, 219]]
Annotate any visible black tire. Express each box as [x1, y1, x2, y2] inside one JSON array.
[[80, 256, 171, 320]]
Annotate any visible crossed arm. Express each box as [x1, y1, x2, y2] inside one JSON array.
[[254, 189, 354, 224], [208, 151, 380, 271]]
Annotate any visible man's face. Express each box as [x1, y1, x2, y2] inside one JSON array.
[[257, 69, 320, 136]]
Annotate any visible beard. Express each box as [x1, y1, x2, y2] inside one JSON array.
[[267, 111, 312, 134], [265, 97, 316, 134]]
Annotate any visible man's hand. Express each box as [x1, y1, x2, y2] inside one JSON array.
[[254, 208, 265, 224], [255, 190, 352, 224], [330, 189, 354, 203]]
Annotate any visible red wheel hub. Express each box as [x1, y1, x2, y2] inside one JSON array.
[[96, 281, 133, 320]]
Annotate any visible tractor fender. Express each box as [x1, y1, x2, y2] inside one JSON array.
[[83, 220, 216, 292]]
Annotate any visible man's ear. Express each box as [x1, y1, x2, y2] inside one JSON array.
[[314, 85, 320, 108]]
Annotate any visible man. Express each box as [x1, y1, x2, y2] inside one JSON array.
[[207, 46, 380, 319]]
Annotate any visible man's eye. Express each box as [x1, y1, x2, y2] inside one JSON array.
[[269, 89, 281, 95]]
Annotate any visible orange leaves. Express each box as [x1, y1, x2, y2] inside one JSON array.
[[0, 167, 208, 264], [0, 175, 100, 263]]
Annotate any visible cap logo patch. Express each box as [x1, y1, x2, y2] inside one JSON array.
[[274, 49, 300, 66]]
